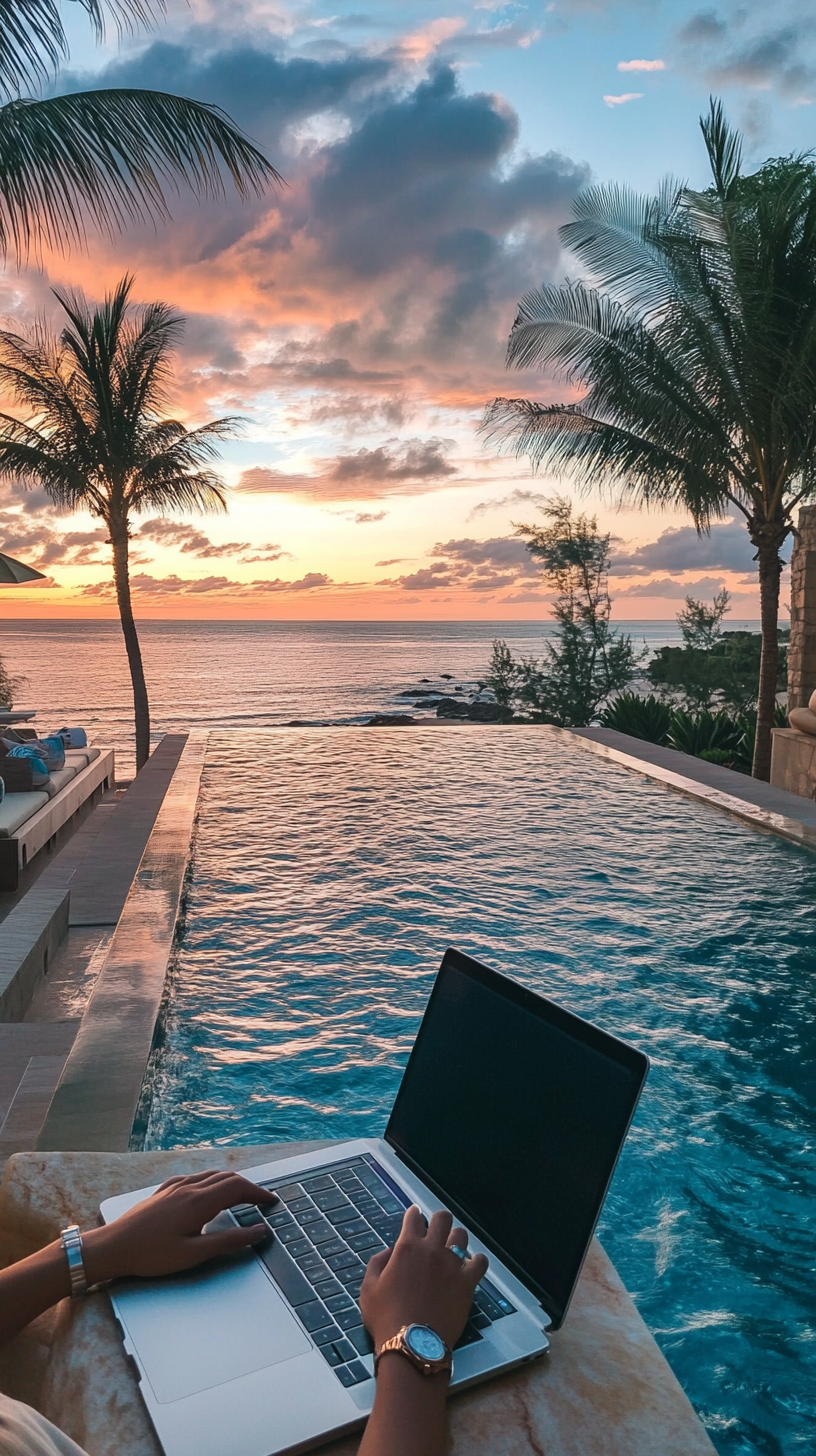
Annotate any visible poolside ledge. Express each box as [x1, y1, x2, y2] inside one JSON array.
[[0, 1141, 716, 1456]]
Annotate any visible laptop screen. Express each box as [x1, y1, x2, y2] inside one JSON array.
[[385, 948, 649, 1328]]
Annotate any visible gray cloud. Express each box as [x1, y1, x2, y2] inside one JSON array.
[[381, 533, 543, 594], [137, 518, 290, 563], [617, 574, 738, 599], [237, 438, 456, 502], [611, 517, 773, 575], [80, 570, 331, 597], [0, 506, 108, 568], [354, 510, 388, 523], [468, 488, 549, 520], [674, 9, 816, 104]]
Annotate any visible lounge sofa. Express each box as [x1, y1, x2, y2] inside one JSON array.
[[0, 745, 115, 891]]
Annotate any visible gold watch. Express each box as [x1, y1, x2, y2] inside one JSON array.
[[374, 1323, 453, 1377]]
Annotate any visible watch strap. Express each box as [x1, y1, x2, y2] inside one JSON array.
[[60, 1224, 88, 1296], [374, 1324, 452, 1378]]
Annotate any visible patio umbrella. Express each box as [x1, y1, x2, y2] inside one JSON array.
[[0, 550, 46, 583]]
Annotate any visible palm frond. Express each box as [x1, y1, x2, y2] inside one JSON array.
[[0, 0, 163, 102], [0, 89, 281, 258]]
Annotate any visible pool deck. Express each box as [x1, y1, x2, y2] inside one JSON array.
[[0, 735, 192, 1166]]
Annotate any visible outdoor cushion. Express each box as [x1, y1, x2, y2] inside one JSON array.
[[63, 748, 101, 770], [0, 791, 49, 837], [41, 765, 79, 799]]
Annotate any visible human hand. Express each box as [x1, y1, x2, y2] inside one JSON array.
[[359, 1206, 488, 1352], [81, 1171, 276, 1284]]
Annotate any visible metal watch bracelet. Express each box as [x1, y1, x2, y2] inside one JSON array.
[[60, 1224, 89, 1296]]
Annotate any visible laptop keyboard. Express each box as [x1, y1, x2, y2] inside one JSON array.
[[229, 1155, 516, 1389]]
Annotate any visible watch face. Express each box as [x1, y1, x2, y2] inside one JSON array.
[[406, 1325, 446, 1362]]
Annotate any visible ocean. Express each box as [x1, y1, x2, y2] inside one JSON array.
[[0, 617, 759, 778]]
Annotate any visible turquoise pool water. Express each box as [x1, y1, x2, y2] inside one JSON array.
[[145, 729, 816, 1455]]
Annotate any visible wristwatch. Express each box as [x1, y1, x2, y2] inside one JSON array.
[[60, 1225, 88, 1296], [374, 1323, 453, 1378]]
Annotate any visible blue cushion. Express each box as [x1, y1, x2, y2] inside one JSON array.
[[38, 735, 66, 771]]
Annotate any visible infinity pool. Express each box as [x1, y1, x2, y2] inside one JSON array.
[[145, 729, 816, 1455]]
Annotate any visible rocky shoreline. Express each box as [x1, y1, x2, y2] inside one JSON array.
[[365, 674, 502, 726]]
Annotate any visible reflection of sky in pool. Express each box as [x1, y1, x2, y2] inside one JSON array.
[[145, 729, 816, 1455]]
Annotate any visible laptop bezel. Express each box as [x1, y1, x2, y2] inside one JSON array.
[[384, 946, 650, 1330]]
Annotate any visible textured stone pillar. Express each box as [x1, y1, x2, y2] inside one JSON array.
[[787, 504, 816, 709]]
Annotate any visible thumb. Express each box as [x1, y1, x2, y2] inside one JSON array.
[[191, 1223, 269, 1264]]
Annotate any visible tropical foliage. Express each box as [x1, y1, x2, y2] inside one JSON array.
[[599, 693, 787, 774], [0, 275, 238, 768], [0, 0, 279, 259], [484, 99, 816, 779], [485, 498, 642, 726]]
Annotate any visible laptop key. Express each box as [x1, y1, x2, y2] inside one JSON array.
[[325, 1250, 358, 1271], [298, 1301, 335, 1334], [345, 1279, 364, 1299], [307, 1220, 336, 1244], [296, 1251, 326, 1270], [278, 1224, 307, 1246], [378, 1196, 403, 1215], [258, 1239, 315, 1307], [470, 1311, 491, 1330], [346, 1326, 374, 1357], [295, 1207, 322, 1226], [347, 1232, 383, 1252], [325, 1291, 355, 1312], [333, 1217, 368, 1238], [313, 1189, 351, 1211], [304, 1265, 332, 1286], [301, 1175, 335, 1193], [320, 1342, 345, 1367], [325, 1207, 360, 1227], [334, 1305, 364, 1331], [335, 1364, 364, 1388], [344, 1360, 372, 1385], [336, 1262, 365, 1285], [479, 1279, 516, 1316], [233, 1209, 266, 1227], [268, 1211, 295, 1230], [275, 1184, 306, 1203], [454, 1322, 484, 1349], [313, 1279, 345, 1301], [287, 1197, 314, 1214], [286, 1238, 312, 1259], [313, 1323, 343, 1347], [474, 1290, 502, 1321]]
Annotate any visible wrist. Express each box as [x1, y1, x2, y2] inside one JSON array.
[[79, 1224, 122, 1286]]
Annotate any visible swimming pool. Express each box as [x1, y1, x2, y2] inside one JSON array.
[[144, 728, 816, 1455]]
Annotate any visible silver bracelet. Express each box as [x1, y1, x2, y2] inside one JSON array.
[[61, 1224, 88, 1296]]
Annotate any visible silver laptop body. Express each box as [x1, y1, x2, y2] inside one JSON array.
[[100, 948, 648, 1456]]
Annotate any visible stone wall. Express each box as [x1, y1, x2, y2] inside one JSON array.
[[787, 504, 816, 709], [770, 727, 816, 799]]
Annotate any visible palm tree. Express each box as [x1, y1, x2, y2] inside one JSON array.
[[1, 0, 280, 259], [0, 274, 237, 768], [483, 100, 816, 780]]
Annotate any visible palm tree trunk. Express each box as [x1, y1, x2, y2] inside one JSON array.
[[752, 532, 784, 780], [110, 522, 151, 771]]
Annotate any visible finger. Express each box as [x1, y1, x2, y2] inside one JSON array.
[[190, 1176, 278, 1216], [464, 1252, 489, 1290], [426, 1209, 453, 1248], [447, 1225, 469, 1254], [190, 1222, 269, 1264], [399, 1205, 428, 1242]]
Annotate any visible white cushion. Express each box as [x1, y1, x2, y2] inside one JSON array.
[[42, 766, 79, 799], [0, 791, 50, 837]]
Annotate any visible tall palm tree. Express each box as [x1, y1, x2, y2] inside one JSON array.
[[0, 274, 237, 767], [1, 0, 280, 259], [484, 100, 816, 780]]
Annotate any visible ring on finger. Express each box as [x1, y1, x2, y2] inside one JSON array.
[[449, 1243, 469, 1262]]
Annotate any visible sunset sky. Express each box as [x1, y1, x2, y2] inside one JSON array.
[[1, 0, 813, 619]]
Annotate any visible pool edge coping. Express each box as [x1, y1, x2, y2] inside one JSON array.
[[565, 727, 816, 851], [36, 731, 208, 1153]]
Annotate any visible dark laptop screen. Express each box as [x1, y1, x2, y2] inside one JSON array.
[[385, 948, 648, 1328]]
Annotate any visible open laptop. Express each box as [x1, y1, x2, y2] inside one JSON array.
[[101, 947, 649, 1456]]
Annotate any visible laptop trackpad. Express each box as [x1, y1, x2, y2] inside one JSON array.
[[117, 1254, 311, 1404]]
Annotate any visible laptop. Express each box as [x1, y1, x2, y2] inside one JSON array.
[[100, 947, 649, 1456]]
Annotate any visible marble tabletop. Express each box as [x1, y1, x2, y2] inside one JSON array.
[[0, 1143, 716, 1456]]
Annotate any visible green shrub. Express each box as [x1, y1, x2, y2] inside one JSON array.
[[667, 709, 744, 758], [599, 693, 673, 745]]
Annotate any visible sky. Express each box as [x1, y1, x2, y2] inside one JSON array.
[[1, 0, 813, 620]]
